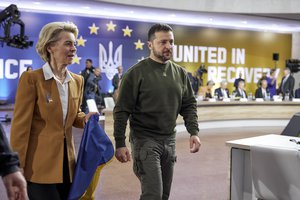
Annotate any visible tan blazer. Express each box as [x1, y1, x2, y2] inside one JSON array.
[[10, 68, 85, 184]]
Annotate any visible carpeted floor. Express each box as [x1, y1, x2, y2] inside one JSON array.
[[0, 122, 284, 200]]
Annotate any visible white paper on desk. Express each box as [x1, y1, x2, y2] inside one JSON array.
[[223, 98, 230, 102], [86, 99, 98, 112], [292, 98, 300, 102], [240, 98, 248, 102], [255, 98, 264, 102], [208, 98, 216, 102]]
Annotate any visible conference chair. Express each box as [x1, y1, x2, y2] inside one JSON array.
[[281, 113, 300, 137]]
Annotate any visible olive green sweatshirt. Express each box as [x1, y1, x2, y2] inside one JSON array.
[[113, 58, 199, 148]]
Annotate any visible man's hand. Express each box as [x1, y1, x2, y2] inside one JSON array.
[[115, 147, 131, 163], [2, 171, 28, 200], [190, 135, 201, 153]]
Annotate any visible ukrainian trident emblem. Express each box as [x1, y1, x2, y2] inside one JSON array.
[[99, 41, 123, 80]]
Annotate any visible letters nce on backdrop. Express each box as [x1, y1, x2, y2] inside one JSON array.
[[0, 11, 291, 103]]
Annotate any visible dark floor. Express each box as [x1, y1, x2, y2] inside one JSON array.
[[0, 121, 284, 200]]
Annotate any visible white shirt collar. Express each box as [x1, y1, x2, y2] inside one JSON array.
[[285, 74, 290, 79], [42, 62, 73, 83]]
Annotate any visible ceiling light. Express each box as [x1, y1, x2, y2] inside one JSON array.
[[33, 2, 41, 5], [241, 21, 248, 24]]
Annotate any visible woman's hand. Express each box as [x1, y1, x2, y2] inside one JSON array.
[[84, 112, 99, 123]]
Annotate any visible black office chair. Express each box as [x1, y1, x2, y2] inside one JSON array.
[[281, 113, 300, 137]]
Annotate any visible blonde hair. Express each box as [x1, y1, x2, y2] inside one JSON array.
[[36, 22, 78, 62]]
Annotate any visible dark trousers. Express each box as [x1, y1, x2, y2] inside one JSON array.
[[131, 137, 177, 200], [27, 139, 71, 200]]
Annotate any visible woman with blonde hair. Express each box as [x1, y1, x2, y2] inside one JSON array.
[[10, 21, 96, 199]]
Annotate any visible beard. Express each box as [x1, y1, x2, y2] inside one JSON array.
[[152, 47, 173, 63]]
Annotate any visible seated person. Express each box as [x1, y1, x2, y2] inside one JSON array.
[[295, 83, 300, 98], [233, 80, 247, 98], [199, 80, 215, 100], [255, 79, 269, 99], [214, 80, 230, 100], [257, 72, 268, 88]]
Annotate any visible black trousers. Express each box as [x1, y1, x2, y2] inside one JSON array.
[[27, 139, 71, 200]]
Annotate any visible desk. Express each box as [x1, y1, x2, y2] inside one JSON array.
[[176, 101, 300, 123], [226, 134, 300, 200], [103, 102, 300, 136]]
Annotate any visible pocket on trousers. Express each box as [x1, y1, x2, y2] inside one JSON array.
[[133, 149, 148, 177], [170, 145, 177, 163]]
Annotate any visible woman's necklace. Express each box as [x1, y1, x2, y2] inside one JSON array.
[[54, 74, 66, 83]]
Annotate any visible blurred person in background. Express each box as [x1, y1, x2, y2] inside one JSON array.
[[257, 72, 268, 88], [80, 59, 95, 111], [255, 79, 269, 99], [199, 80, 215, 100], [112, 66, 123, 101], [279, 67, 295, 100], [267, 69, 277, 98], [295, 82, 300, 98], [188, 71, 201, 96], [112, 66, 123, 93], [214, 80, 230, 100], [10, 21, 95, 200], [234, 80, 247, 98], [234, 72, 244, 89], [84, 67, 102, 111]]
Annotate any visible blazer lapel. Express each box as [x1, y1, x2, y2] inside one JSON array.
[[45, 79, 64, 126], [65, 78, 76, 128]]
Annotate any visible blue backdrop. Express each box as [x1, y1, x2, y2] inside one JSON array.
[[0, 11, 151, 103]]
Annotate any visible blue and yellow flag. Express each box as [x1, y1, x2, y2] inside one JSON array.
[[68, 115, 114, 200]]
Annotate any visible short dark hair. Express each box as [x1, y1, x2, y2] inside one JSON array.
[[148, 24, 173, 41], [86, 58, 92, 63]]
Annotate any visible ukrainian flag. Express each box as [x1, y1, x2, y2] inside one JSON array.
[[68, 115, 114, 200]]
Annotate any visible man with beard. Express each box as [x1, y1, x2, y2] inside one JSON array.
[[113, 24, 201, 200]]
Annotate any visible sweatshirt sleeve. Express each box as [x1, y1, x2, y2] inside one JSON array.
[[113, 71, 139, 148], [179, 72, 199, 136], [0, 125, 20, 177]]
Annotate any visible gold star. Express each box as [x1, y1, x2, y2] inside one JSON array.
[[89, 23, 99, 35], [106, 21, 117, 32], [134, 39, 145, 50], [122, 25, 133, 37], [72, 55, 81, 64], [77, 36, 87, 47]]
